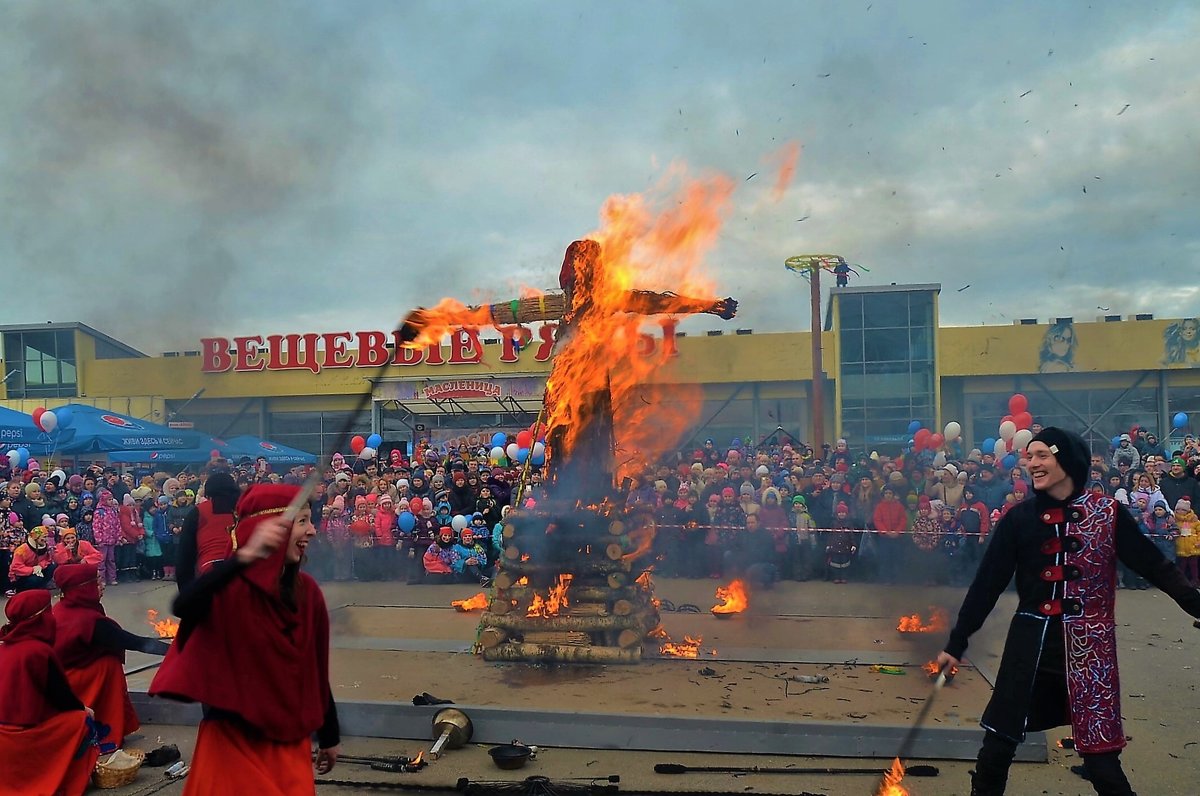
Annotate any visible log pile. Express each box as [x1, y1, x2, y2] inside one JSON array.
[[480, 509, 660, 664]]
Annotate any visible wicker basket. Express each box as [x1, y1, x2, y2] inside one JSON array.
[[92, 748, 145, 789]]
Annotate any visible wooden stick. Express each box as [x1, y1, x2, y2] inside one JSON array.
[[522, 631, 590, 646], [480, 611, 656, 633], [479, 628, 508, 649]]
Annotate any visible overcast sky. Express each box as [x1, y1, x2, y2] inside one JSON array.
[[1, 1, 1196, 353]]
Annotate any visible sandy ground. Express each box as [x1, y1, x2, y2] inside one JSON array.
[[47, 577, 1200, 794]]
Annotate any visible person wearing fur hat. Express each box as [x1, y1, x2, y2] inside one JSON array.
[[52, 564, 169, 752], [0, 589, 100, 796], [150, 484, 341, 792], [937, 427, 1200, 796]]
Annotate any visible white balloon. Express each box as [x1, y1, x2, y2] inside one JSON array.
[[51, 469, 66, 484], [532, 441, 545, 457], [998, 420, 1017, 441], [993, 438, 1008, 459], [358, 446, 376, 460], [40, 411, 58, 433], [451, 514, 468, 531], [5, 450, 18, 468], [943, 421, 962, 442], [933, 451, 947, 468], [506, 443, 519, 460], [1013, 428, 1034, 450], [490, 446, 505, 461]]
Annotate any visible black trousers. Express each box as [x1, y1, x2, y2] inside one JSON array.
[[973, 732, 1135, 795]]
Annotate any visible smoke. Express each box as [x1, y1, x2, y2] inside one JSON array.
[[0, 2, 367, 350]]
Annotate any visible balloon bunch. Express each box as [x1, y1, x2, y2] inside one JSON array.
[[397, 497, 423, 535], [31, 406, 74, 434], [5, 447, 30, 469], [350, 433, 385, 461], [500, 426, 547, 467], [907, 419, 947, 454], [982, 394, 1034, 469]]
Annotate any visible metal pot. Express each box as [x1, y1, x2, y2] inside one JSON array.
[[488, 743, 533, 770]]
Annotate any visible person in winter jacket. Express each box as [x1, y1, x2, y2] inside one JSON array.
[[451, 528, 491, 585], [423, 527, 459, 584], [1145, 499, 1177, 563], [51, 526, 102, 567], [790, 495, 816, 581], [825, 501, 859, 584], [92, 489, 122, 585], [117, 494, 145, 583], [873, 485, 909, 584], [142, 498, 165, 580], [1173, 497, 1199, 586], [8, 525, 57, 592], [404, 498, 439, 584]]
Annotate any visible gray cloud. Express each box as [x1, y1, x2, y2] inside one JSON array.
[[0, 1, 1196, 352]]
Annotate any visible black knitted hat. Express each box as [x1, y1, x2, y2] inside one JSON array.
[[1030, 427, 1090, 495]]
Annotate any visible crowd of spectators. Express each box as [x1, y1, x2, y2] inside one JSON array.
[[3, 426, 1199, 598]]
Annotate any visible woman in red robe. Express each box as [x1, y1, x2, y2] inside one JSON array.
[[150, 484, 339, 795], [0, 590, 99, 796], [52, 563, 170, 752]]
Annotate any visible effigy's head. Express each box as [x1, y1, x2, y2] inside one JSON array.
[[559, 239, 602, 294]]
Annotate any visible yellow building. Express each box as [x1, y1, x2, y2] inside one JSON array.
[[2, 286, 1198, 459]]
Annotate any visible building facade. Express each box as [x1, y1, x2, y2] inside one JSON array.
[[2, 286, 1198, 459]]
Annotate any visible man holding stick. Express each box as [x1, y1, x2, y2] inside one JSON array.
[[936, 427, 1200, 796]]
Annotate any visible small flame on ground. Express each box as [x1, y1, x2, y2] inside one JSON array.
[[923, 660, 959, 681], [897, 607, 949, 633], [527, 574, 573, 617], [515, 576, 530, 587], [659, 634, 704, 659], [405, 751, 427, 771], [875, 757, 909, 796], [520, 553, 531, 562], [451, 593, 490, 612], [712, 579, 749, 614], [146, 609, 179, 639]]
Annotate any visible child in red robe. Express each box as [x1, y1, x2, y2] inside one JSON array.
[[52, 563, 170, 752], [150, 484, 340, 795], [0, 590, 99, 796]]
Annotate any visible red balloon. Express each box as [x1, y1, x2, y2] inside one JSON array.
[[1002, 414, 1014, 425], [210, 449, 221, 458], [409, 497, 424, 514], [32, 407, 46, 431], [1013, 411, 1033, 430], [913, 429, 931, 449], [1008, 393, 1028, 415], [929, 433, 945, 449], [350, 435, 366, 454], [350, 519, 372, 537], [515, 430, 533, 448]]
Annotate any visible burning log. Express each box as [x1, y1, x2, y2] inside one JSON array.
[[496, 558, 631, 577], [481, 611, 658, 633], [479, 628, 509, 649], [482, 643, 640, 664], [522, 631, 590, 646], [495, 585, 637, 603], [566, 603, 609, 617]]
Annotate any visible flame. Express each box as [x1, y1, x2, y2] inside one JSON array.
[[875, 757, 909, 796], [526, 574, 573, 617], [659, 634, 704, 659], [770, 142, 801, 202], [897, 607, 949, 633], [452, 592, 490, 612], [712, 579, 749, 614], [923, 660, 959, 679], [146, 609, 179, 639], [515, 576, 529, 587], [647, 626, 669, 640], [520, 553, 531, 562], [406, 751, 427, 771]]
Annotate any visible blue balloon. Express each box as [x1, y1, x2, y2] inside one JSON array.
[[982, 438, 996, 452], [367, 433, 383, 449], [54, 406, 74, 430], [16, 447, 30, 466], [515, 447, 530, 464], [531, 453, 546, 467], [1111, 436, 1121, 449], [491, 432, 507, 449], [1173, 412, 1189, 429], [1002, 453, 1017, 469], [398, 511, 416, 533], [907, 420, 922, 434]]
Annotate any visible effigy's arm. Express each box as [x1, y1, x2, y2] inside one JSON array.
[[621, 290, 738, 320], [397, 294, 568, 346]]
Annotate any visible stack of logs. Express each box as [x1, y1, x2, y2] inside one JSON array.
[[478, 507, 660, 663]]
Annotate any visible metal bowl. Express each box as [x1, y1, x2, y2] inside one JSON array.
[[488, 744, 533, 770], [711, 609, 738, 620]]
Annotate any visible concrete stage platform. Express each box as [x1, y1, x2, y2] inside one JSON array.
[[121, 577, 1047, 762]]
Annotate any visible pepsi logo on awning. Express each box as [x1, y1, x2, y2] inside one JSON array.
[[101, 415, 143, 430]]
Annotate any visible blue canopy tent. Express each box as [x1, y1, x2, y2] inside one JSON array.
[[50, 404, 205, 455], [224, 435, 317, 466], [0, 406, 72, 456], [106, 436, 235, 466]]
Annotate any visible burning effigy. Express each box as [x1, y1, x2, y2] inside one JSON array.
[[400, 174, 739, 663]]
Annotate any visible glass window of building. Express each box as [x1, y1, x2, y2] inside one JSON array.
[[2, 330, 78, 399]]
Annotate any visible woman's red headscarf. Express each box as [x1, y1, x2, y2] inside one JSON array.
[[149, 484, 331, 743], [52, 564, 121, 669], [0, 590, 66, 726]]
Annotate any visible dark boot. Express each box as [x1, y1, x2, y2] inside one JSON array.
[[1081, 751, 1136, 796], [971, 731, 1018, 795]]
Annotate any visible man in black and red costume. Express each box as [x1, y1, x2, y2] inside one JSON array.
[[937, 427, 1200, 796]]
